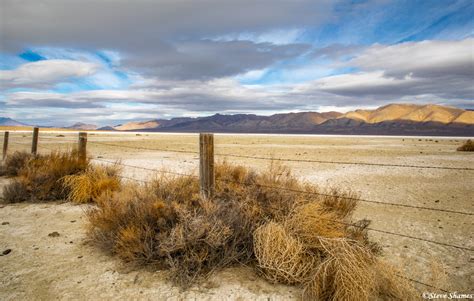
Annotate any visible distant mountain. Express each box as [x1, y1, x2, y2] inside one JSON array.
[[114, 120, 161, 131], [67, 122, 97, 130], [97, 126, 117, 131], [97, 103, 474, 136], [341, 104, 473, 124], [0, 117, 29, 127]]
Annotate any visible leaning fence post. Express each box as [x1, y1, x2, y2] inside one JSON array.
[[31, 127, 39, 155], [199, 133, 214, 199], [78, 132, 87, 161], [2, 131, 9, 160]]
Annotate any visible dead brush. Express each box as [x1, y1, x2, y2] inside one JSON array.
[[0, 151, 33, 177], [305, 238, 378, 301], [253, 221, 318, 284], [86, 161, 416, 299], [62, 164, 121, 203], [457, 139, 474, 151], [3, 150, 88, 202]]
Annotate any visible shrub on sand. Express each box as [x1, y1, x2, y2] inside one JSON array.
[[0, 151, 33, 177], [3, 150, 88, 202], [86, 162, 416, 299], [62, 164, 121, 203], [457, 139, 474, 152]]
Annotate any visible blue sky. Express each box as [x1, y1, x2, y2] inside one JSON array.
[[0, 0, 473, 126]]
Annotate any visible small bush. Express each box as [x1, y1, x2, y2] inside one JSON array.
[[62, 164, 121, 203], [457, 139, 474, 152], [3, 150, 88, 202], [0, 151, 33, 177]]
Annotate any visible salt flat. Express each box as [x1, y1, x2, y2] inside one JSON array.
[[1, 132, 473, 299]]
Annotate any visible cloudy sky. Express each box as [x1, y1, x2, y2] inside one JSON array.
[[0, 0, 473, 126]]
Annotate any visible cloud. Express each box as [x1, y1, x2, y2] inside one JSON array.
[[304, 39, 474, 100], [125, 40, 310, 80], [0, 59, 98, 88], [1, 0, 329, 80], [1, 0, 333, 51], [351, 39, 473, 78]]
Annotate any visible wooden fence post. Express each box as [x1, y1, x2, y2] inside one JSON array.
[[31, 127, 39, 155], [78, 132, 87, 161], [2, 131, 8, 160], [199, 133, 214, 199]]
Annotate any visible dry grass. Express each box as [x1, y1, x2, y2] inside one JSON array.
[[3, 150, 88, 202], [0, 151, 33, 177], [84, 161, 417, 299], [457, 139, 474, 151], [1, 151, 417, 299], [62, 164, 121, 203], [253, 221, 317, 284]]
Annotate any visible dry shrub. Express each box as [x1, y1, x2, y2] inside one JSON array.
[[285, 202, 347, 248], [0, 151, 33, 177], [457, 139, 474, 151], [3, 150, 88, 202], [372, 261, 418, 301], [62, 164, 121, 203], [253, 222, 317, 284], [2, 178, 30, 202], [308, 238, 377, 301], [86, 161, 416, 299]]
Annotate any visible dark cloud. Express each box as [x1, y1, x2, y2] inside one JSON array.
[[126, 40, 310, 80], [1, 0, 330, 79]]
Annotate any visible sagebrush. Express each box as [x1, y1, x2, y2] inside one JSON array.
[[0, 151, 33, 177], [86, 161, 416, 300], [457, 139, 474, 152]]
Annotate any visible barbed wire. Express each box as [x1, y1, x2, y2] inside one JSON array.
[[90, 157, 198, 178], [90, 158, 473, 252], [215, 152, 474, 171], [88, 141, 198, 154], [397, 275, 449, 293], [25, 136, 473, 171], [91, 158, 473, 216]]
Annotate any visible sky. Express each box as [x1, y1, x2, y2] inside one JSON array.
[[0, 0, 473, 126]]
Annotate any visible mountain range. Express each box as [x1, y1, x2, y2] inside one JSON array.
[[104, 104, 474, 136], [1, 104, 473, 136], [0, 117, 29, 127]]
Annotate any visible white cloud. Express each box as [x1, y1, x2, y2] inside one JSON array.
[[0, 59, 99, 88], [351, 38, 473, 78], [296, 38, 474, 100]]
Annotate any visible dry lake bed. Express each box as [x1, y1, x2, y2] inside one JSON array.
[[1, 131, 473, 300]]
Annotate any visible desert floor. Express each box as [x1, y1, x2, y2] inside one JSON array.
[[1, 132, 473, 300]]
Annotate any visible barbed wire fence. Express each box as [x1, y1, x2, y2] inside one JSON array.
[[1, 128, 473, 293]]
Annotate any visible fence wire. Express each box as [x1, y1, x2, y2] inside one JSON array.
[[3, 131, 473, 293]]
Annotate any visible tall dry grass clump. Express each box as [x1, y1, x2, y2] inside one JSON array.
[[85, 161, 416, 299], [3, 150, 89, 202], [62, 164, 121, 203], [457, 139, 474, 151]]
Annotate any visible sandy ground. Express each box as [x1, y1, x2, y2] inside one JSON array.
[[1, 132, 473, 299]]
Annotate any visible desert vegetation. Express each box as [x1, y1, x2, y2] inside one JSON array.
[[0, 150, 420, 299], [457, 139, 474, 152], [1, 150, 119, 203], [83, 162, 416, 300]]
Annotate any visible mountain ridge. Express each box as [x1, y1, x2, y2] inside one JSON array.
[[1, 103, 473, 136], [109, 103, 474, 136]]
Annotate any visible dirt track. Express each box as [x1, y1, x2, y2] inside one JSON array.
[[1, 132, 473, 299]]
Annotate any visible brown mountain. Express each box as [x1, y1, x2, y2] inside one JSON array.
[[341, 104, 473, 124], [102, 104, 473, 136], [67, 122, 97, 130], [114, 120, 161, 131]]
